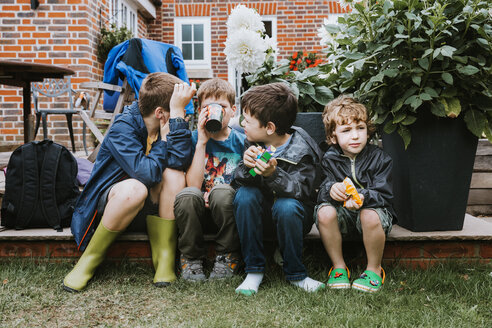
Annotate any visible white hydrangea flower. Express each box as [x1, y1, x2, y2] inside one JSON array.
[[227, 5, 265, 35], [263, 35, 278, 54], [224, 29, 268, 73], [318, 18, 338, 48]]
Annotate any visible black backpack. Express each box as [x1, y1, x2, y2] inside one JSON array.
[[1, 140, 80, 231]]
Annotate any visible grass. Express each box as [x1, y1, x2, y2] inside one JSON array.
[[0, 254, 491, 327]]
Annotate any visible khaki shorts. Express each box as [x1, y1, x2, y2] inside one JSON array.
[[314, 202, 393, 239]]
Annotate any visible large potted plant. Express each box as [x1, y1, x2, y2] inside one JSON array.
[[319, 0, 492, 231]]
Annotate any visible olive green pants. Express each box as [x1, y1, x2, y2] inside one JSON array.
[[174, 185, 240, 260]]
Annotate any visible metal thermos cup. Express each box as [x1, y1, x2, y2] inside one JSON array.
[[205, 103, 224, 133]]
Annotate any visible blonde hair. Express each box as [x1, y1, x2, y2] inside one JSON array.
[[322, 95, 375, 144], [197, 78, 235, 108]]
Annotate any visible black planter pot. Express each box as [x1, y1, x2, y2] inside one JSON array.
[[381, 111, 478, 231], [294, 112, 325, 144]]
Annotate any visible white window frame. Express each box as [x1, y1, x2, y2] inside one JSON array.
[[174, 17, 211, 70], [228, 16, 277, 107], [109, 0, 138, 36]]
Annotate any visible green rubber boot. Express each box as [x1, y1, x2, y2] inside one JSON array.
[[146, 215, 177, 287], [63, 222, 120, 292]]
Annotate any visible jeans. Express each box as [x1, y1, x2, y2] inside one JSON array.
[[233, 186, 313, 281], [174, 185, 240, 259]]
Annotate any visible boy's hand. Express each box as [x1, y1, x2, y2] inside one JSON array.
[[170, 82, 196, 118], [345, 194, 364, 211], [330, 182, 349, 202], [197, 107, 212, 145], [252, 156, 277, 177], [203, 191, 210, 208], [243, 145, 262, 169]]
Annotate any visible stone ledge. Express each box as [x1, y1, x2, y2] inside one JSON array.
[[1, 214, 491, 242]]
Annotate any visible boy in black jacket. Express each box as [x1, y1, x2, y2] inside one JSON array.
[[232, 83, 325, 295], [316, 95, 395, 293]]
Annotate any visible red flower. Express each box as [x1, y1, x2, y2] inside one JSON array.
[[293, 67, 298, 71], [306, 59, 312, 64], [292, 51, 298, 59], [289, 65, 294, 69], [196, 79, 200, 83], [290, 60, 296, 65], [297, 59, 302, 64]]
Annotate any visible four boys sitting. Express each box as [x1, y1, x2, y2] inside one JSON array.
[[65, 73, 394, 295]]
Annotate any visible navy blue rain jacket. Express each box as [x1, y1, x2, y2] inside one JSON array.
[[104, 38, 194, 114], [71, 102, 192, 251]]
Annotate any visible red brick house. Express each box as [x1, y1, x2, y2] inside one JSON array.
[[0, 0, 347, 150]]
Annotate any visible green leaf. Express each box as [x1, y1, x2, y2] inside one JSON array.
[[418, 58, 429, 70], [433, 48, 441, 59], [393, 111, 406, 124], [373, 112, 389, 124], [441, 87, 457, 98], [452, 56, 468, 64], [344, 52, 365, 60], [424, 87, 439, 98], [384, 121, 397, 134], [289, 83, 300, 99], [458, 65, 480, 75], [440, 45, 456, 58], [410, 37, 426, 42], [412, 75, 421, 86], [397, 126, 411, 149], [395, 34, 409, 39], [324, 24, 340, 34], [420, 93, 432, 101], [297, 82, 315, 95], [430, 102, 446, 117], [391, 97, 405, 113], [401, 115, 417, 126], [441, 72, 453, 85], [422, 48, 433, 58], [464, 110, 486, 137], [383, 69, 399, 78], [312, 86, 334, 105], [404, 95, 422, 109], [445, 98, 461, 118], [392, 40, 405, 48]]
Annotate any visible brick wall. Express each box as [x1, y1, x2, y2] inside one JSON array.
[[0, 0, 149, 149]]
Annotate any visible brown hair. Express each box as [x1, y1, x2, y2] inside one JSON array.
[[196, 78, 235, 107], [322, 95, 375, 144], [138, 72, 182, 117], [241, 82, 297, 135]]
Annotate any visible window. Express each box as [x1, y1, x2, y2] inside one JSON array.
[[174, 17, 211, 69], [109, 0, 137, 36]]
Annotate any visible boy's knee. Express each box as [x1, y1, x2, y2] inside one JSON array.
[[176, 186, 202, 199], [272, 198, 302, 219], [209, 184, 235, 201], [317, 206, 337, 227], [110, 179, 148, 207], [233, 186, 262, 206], [162, 168, 186, 190], [360, 209, 382, 230]]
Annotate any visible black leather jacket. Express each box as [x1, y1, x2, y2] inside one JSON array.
[[318, 143, 396, 218], [232, 127, 322, 206]]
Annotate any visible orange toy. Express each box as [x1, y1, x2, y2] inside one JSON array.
[[343, 177, 362, 207]]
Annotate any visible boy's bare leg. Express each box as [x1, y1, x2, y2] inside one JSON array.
[[360, 209, 385, 277], [154, 168, 186, 219], [102, 179, 148, 231], [317, 206, 346, 269]]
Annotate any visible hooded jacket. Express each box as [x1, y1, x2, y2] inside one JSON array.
[[71, 102, 192, 251], [232, 127, 322, 206], [318, 143, 396, 218]]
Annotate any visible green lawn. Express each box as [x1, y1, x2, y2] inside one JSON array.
[[1, 256, 491, 327]]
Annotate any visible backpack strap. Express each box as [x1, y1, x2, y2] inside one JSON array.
[[15, 143, 39, 229], [40, 142, 63, 231]]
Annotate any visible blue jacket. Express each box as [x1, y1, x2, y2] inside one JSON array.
[[71, 102, 192, 250], [104, 38, 194, 114]]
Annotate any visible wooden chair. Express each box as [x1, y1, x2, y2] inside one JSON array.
[[31, 77, 80, 152], [76, 79, 134, 161]]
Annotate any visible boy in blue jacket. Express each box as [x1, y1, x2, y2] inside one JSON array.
[[64, 72, 196, 292], [316, 95, 395, 293], [232, 83, 325, 295]]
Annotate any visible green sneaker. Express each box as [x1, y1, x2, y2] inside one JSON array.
[[327, 267, 351, 289], [351, 268, 385, 293]]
